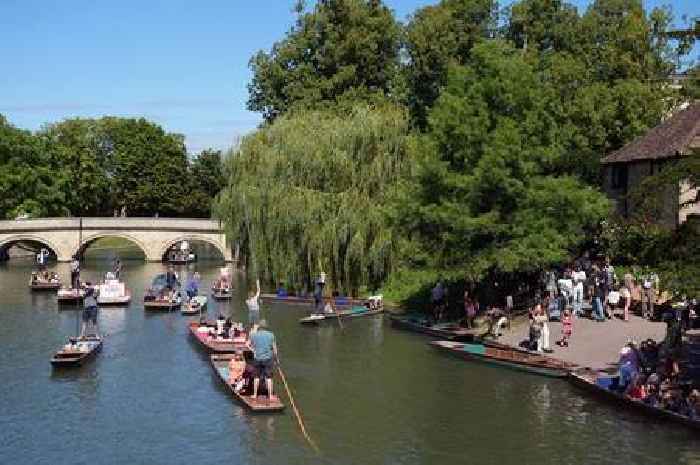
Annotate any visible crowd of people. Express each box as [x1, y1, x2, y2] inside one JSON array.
[[30, 270, 60, 284], [616, 341, 699, 420]]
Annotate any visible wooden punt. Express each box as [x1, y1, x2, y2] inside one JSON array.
[[390, 314, 481, 341], [211, 288, 233, 301], [51, 336, 102, 367], [569, 369, 700, 431], [262, 294, 364, 308], [210, 354, 285, 412], [188, 321, 248, 353], [57, 288, 85, 304], [30, 281, 61, 291], [299, 306, 384, 325], [182, 296, 207, 315], [430, 340, 574, 378], [144, 298, 181, 311]]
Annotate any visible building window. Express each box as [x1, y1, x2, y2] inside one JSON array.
[[611, 165, 628, 190]]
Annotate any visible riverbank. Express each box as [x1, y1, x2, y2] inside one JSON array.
[[497, 313, 666, 372]]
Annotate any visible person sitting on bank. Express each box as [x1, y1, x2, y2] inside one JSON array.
[[250, 319, 278, 400]]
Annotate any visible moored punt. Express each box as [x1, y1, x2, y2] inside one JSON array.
[[144, 298, 182, 311], [97, 279, 131, 306], [569, 369, 700, 431], [211, 287, 233, 301], [390, 314, 481, 342], [299, 306, 384, 325], [51, 336, 103, 367], [262, 293, 364, 308], [210, 354, 285, 412], [188, 321, 248, 353], [29, 281, 61, 291], [57, 288, 85, 304], [430, 341, 574, 378]]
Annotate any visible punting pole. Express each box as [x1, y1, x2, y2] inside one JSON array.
[[277, 363, 319, 454]]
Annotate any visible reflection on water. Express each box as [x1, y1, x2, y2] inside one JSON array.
[[0, 257, 699, 465]]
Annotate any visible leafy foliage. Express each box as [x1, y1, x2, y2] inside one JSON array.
[[215, 104, 412, 294], [404, 0, 496, 128], [247, 0, 402, 122], [390, 41, 611, 287], [0, 116, 69, 219]]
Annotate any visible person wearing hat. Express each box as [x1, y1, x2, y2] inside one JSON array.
[[250, 319, 278, 400]]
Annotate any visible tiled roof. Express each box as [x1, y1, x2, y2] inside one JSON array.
[[601, 101, 700, 164]]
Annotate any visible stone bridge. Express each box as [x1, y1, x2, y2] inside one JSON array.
[[0, 218, 231, 262]]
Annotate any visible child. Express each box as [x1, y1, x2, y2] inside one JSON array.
[[559, 309, 573, 347]]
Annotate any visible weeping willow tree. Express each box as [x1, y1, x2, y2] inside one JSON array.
[[215, 104, 412, 295]]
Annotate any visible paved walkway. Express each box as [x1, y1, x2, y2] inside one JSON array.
[[497, 312, 667, 372]]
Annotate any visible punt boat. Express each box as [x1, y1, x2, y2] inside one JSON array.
[[299, 305, 384, 325], [182, 295, 207, 315], [390, 314, 481, 341], [57, 287, 85, 304], [210, 354, 285, 412], [51, 335, 103, 367], [430, 340, 574, 378], [569, 369, 700, 431], [262, 294, 364, 308], [188, 321, 248, 353]]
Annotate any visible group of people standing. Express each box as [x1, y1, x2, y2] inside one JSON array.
[[542, 258, 659, 323]]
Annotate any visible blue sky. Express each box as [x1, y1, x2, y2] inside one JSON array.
[[1, 0, 697, 153]]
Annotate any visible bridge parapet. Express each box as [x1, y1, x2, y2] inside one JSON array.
[[0, 217, 230, 262]]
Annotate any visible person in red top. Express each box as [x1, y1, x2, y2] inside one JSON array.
[[626, 378, 647, 400], [558, 309, 573, 347]]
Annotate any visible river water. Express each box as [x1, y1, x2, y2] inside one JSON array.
[[1, 255, 698, 465]]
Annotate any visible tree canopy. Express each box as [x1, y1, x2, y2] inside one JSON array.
[[0, 116, 69, 219], [247, 0, 402, 122], [391, 41, 610, 283], [0, 115, 223, 219], [215, 104, 412, 294]]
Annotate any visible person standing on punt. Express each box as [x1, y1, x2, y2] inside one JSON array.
[[246, 278, 261, 325], [313, 274, 325, 315], [70, 255, 80, 289], [80, 285, 100, 338], [250, 319, 278, 400]]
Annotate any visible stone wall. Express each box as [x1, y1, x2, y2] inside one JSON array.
[[0, 218, 231, 262]]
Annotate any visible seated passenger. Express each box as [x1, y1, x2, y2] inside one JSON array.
[[238, 350, 258, 395], [625, 377, 646, 400], [688, 390, 700, 419], [216, 314, 226, 336], [228, 353, 246, 386], [276, 282, 288, 298]]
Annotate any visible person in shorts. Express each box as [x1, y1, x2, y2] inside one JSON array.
[[250, 319, 278, 399]]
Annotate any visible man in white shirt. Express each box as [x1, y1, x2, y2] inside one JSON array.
[[572, 267, 586, 318]]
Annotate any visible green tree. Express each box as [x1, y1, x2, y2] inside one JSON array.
[[404, 0, 495, 128], [100, 117, 190, 217], [0, 115, 69, 219], [215, 104, 412, 294], [391, 42, 610, 294], [42, 118, 113, 216], [247, 0, 402, 122], [185, 149, 226, 218], [41, 117, 192, 217]]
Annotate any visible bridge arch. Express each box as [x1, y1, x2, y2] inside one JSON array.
[[0, 234, 63, 261], [158, 235, 228, 262], [77, 233, 150, 260]]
